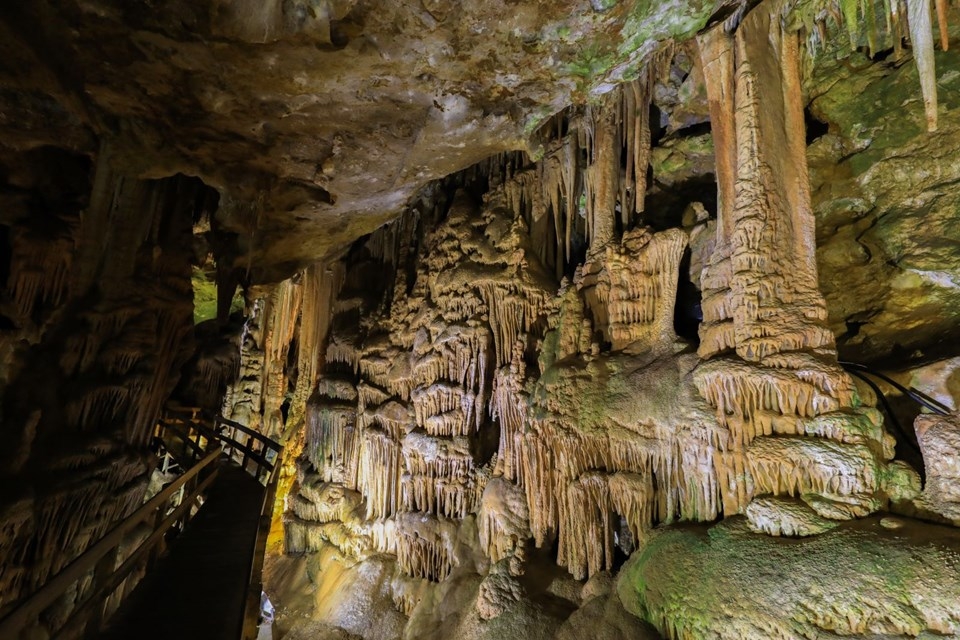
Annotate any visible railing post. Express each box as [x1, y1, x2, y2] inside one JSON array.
[[148, 504, 167, 570], [242, 435, 252, 472]]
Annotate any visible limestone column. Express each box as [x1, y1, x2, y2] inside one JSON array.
[[694, 0, 913, 517]]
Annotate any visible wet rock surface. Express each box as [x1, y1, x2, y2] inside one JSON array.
[[5, 1, 960, 639]]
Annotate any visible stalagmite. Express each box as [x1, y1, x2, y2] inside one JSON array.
[[478, 478, 530, 563], [277, 4, 930, 598]]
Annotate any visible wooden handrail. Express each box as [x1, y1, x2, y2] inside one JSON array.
[[156, 421, 206, 462], [216, 416, 282, 450], [159, 410, 286, 638], [0, 447, 221, 638], [63, 467, 220, 633], [212, 416, 282, 483], [158, 411, 280, 485], [239, 447, 284, 640], [4, 407, 287, 638]]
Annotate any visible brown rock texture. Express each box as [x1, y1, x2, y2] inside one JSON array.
[[914, 412, 960, 524], [0, 146, 207, 631], [4, 0, 960, 639]]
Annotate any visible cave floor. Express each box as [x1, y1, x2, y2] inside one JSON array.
[[101, 464, 265, 640]]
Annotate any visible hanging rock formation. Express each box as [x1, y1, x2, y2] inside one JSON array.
[[693, 0, 912, 520], [3, 0, 960, 639]]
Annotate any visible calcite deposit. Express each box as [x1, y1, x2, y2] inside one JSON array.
[[256, 5, 960, 638], [3, 0, 960, 639], [913, 412, 960, 524], [0, 146, 209, 630]]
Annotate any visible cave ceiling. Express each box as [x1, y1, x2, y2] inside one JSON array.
[[2, 0, 960, 364], [0, 0, 729, 280]]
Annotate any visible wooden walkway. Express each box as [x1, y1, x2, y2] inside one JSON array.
[[101, 463, 266, 640]]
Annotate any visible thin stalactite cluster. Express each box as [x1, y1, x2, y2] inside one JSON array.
[[260, 7, 929, 604]]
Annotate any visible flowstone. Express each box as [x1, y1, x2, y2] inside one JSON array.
[[618, 516, 960, 639], [692, 0, 911, 520], [914, 412, 960, 524], [240, 4, 960, 635]]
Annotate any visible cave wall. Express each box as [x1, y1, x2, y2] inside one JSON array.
[[0, 144, 208, 630], [0, 0, 956, 637], [231, 3, 960, 639]]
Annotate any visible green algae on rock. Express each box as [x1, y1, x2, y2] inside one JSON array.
[[617, 516, 960, 639]]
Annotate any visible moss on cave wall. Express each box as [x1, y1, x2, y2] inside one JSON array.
[[617, 517, 960, 639], [806, 27, 960, 363], [191, 266, 244, 324]]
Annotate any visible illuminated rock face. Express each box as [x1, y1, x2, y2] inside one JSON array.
[[251, 4, 960, 638], [691, 2, 909, 520], [224, 4, 960, 635], [914, 413, 960, 524], [4, 1, 960, 639], [618, 516, 960, 639]]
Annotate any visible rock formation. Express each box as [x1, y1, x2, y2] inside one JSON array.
[[2, 0, 960, 639], [0, 145, 211, 631]]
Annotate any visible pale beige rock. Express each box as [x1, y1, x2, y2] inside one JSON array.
[[801, 492, 882, 521], [745, 496, 838, 537], [555, 593, 662, 640], [478, 478, 530, 565], [404, 570, 570, 640], [476, 561, 524, 620], [914, 412, 960, 523], [691, 0, 905, 524], [581, 570, 614, 602]]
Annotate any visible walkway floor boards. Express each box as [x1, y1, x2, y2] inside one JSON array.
[[102, 464, 264, 640]]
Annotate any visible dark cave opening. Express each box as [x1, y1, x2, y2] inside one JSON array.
[[674, 246, 702, 344], [644, 174, 718, 232], [804, 107, 829, 144]]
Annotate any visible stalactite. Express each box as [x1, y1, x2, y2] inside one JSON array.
[[691, 1, 904, 522], [287, 262, 342, 432], [307, 391, 360, 487], [358, 429, 403, 519], [796, 0, 941, 131], [6, 221, 77, 324], [578, 227, 687, 352], [907, 0, 939, 131], [279, 10, 923, 594], [935, 0, 950, 50], [392, 513, 458, 582], [584, 100, 618, 249], [558, 473, 614, 580], [391, 574, 431, 616], [490, 366, 527, 482]]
